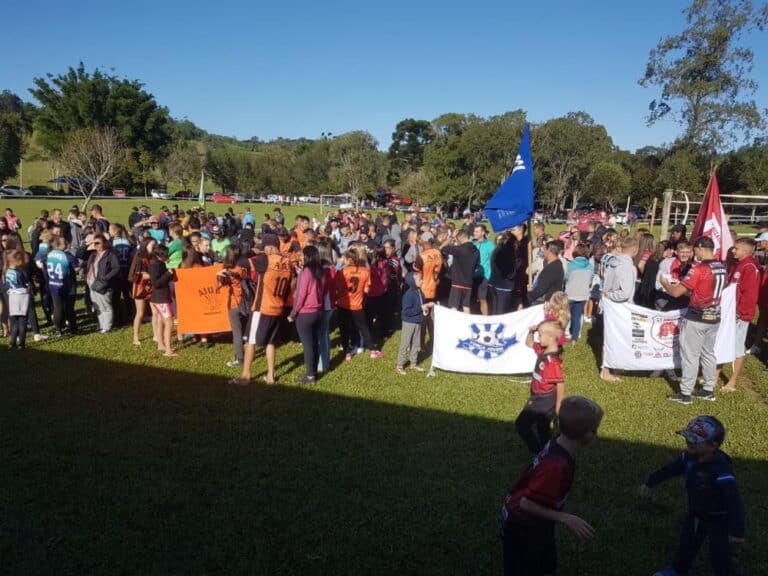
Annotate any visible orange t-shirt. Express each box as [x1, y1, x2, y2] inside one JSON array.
[[417, 248, 443, 300], [335, 265, 370, 310], [253, 254, 292, 316]]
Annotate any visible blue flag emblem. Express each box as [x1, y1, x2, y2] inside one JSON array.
[[457, 323, 518, 360], [485, 123, 534, 232]]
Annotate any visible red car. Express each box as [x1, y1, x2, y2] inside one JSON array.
[[211, 194, 237, 204]]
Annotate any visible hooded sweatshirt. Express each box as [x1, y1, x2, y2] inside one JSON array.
[[729, 255, 760, 321], [602, 253, 637, 303], [565, 257, 594, 302], [401, 272, 425, 324]]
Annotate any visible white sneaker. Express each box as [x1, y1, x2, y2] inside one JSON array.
[[225, 359, 242, 368], [747, 345, 761, 355], [33, 334, 49, 342]]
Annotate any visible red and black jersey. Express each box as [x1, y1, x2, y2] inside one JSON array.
[[681, 259, 727, 323], [503, 440, 575, 526], [530, 344, 564, 395]]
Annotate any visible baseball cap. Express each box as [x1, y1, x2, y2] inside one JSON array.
[[676, 415, 725, 445], [211, 225, 221, 234], [671, 224, 687, 233], [756, 232, 768, 242]]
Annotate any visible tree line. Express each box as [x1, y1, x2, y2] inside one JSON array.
[[1, 0, 767, 209]]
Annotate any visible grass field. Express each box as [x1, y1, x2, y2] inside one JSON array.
[[1, 199, 767, 575]]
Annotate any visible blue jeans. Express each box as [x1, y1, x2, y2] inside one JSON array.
[[569, 300, 585, 342], [317, 309, 332, 372]]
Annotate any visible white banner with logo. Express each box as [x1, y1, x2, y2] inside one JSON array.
[[432, 304, 545, 375], [602, 285, 736, 371]]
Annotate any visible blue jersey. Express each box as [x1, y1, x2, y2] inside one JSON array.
[[5, 267, 29, 291], [112, 238, 134, 273], [46, 249, 78, 295]]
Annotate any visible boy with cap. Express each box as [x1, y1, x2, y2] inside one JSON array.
[[640, 416, 745, 576], [501, 396, 604, 576]]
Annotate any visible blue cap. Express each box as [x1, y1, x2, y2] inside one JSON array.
[[677, 416, 725, 445]]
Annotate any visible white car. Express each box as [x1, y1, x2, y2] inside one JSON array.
[[0, 185, 32, 197], [150, 189, 170, 200]]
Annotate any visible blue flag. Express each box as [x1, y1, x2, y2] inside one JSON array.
[[485, 123, 534, 232]]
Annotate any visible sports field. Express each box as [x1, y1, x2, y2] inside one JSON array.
[[1, 199, 767, 575]]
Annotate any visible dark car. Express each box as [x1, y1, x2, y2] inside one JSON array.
[[174, 190, 194, 199], [28, 185, 56, 196]]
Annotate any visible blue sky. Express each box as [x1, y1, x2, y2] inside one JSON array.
[[4, 0, 768, 151]]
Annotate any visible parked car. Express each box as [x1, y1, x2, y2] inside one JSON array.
[[112, 189, 127, 198], [174, 190, 194, 199], [150, 188, 170, 200], [28, 185, 56, 196], [212, 194, 238, 204], [0, 185, 32, 197]]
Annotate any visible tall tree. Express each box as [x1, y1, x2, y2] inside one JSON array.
[[161, 142, 203, 190], [655, 148, 707, 193], [29, 64, 172, 185], [0, 90, 33, 182], [294, 139, 331, 194], [585, 162, 631, 211], [533, 112, 613, 210], [328, 131, 384, 200], [738, 141, 768, 194], [59, 127, 127, 210], [639, 0, 767, 151], [388, 118, 435, 184]]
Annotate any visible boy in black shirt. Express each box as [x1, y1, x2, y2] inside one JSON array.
[[641, 416, 745, 576]]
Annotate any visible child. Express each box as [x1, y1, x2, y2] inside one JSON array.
[[5, 249, 31, 349], [396, 271, 431, 374], [565, 244, 593, 342], [502, 396, 603, 576], [543, 291, 570, 347], [515, 320, 565, 453], [335, 249, 381, 360], [640, 416, 745, 576], [149, 244, 177, 357]]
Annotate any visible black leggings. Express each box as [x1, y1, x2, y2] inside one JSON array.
[[365, 295, 387, 348], [515, 394, 556, 454], [9, 315, 27, 347], [295, 311, 322, 377], [338, 308, 376, 352], [51, 292, 77, 333]]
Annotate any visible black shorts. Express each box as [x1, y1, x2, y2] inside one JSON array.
[[475, 278, 489, 301], [502, 521, 557, 576], [246, 312, 282, 346], [448, 286, 472, 310]]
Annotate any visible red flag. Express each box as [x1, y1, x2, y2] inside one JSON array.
[[690, 170, 733, 261]]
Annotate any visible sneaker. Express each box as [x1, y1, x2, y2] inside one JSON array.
[[692, 389, 716, 402], [395, 367, 407, 375], [296, 375, 316, 386], [355, 347, 364, 355], [51, 331, 63, 338], [33, 334, 49, 342], [225, 359, 242, 368], [746, 345, 761, 355], [345, 352, 353, 361], [583, 316, 592, 323], [370, 350, 384, 359], [409, 365, 425, 372], [667, 393, 692, 405]]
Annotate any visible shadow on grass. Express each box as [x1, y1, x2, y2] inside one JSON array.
[[1, 348, 767, 576]]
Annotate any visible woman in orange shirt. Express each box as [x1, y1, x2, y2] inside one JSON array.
[[335, 249, 382, 360]]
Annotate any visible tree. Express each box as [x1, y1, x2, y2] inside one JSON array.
[[388, 119, 435, 184], [161, 142, 203, 190], [639, 0, 767, 151], [533, 112, 613, 210], [294, 139, 331, 194], [59, 127, 127, 210], [655, 148, 707, 193], [395, 168, 430, 203], [205, 147, 247, 193], [585, 162, 631, 211], [29, 64, 172, 187], [0, 90, 33, 182], [738, 142, 768, 194], [328, 131, 384, 200]]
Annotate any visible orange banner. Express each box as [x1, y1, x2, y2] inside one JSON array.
[[175, 265, 232, 334]]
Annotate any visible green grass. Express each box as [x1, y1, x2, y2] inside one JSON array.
[[1, 292, 767, 575]]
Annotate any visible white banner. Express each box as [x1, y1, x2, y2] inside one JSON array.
[[603, 285, 736, 371], [432, 304, 545, 375]]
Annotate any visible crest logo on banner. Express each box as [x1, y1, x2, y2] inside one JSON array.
[[457, 323, 518, 360], [651, 317, 680, 348]]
